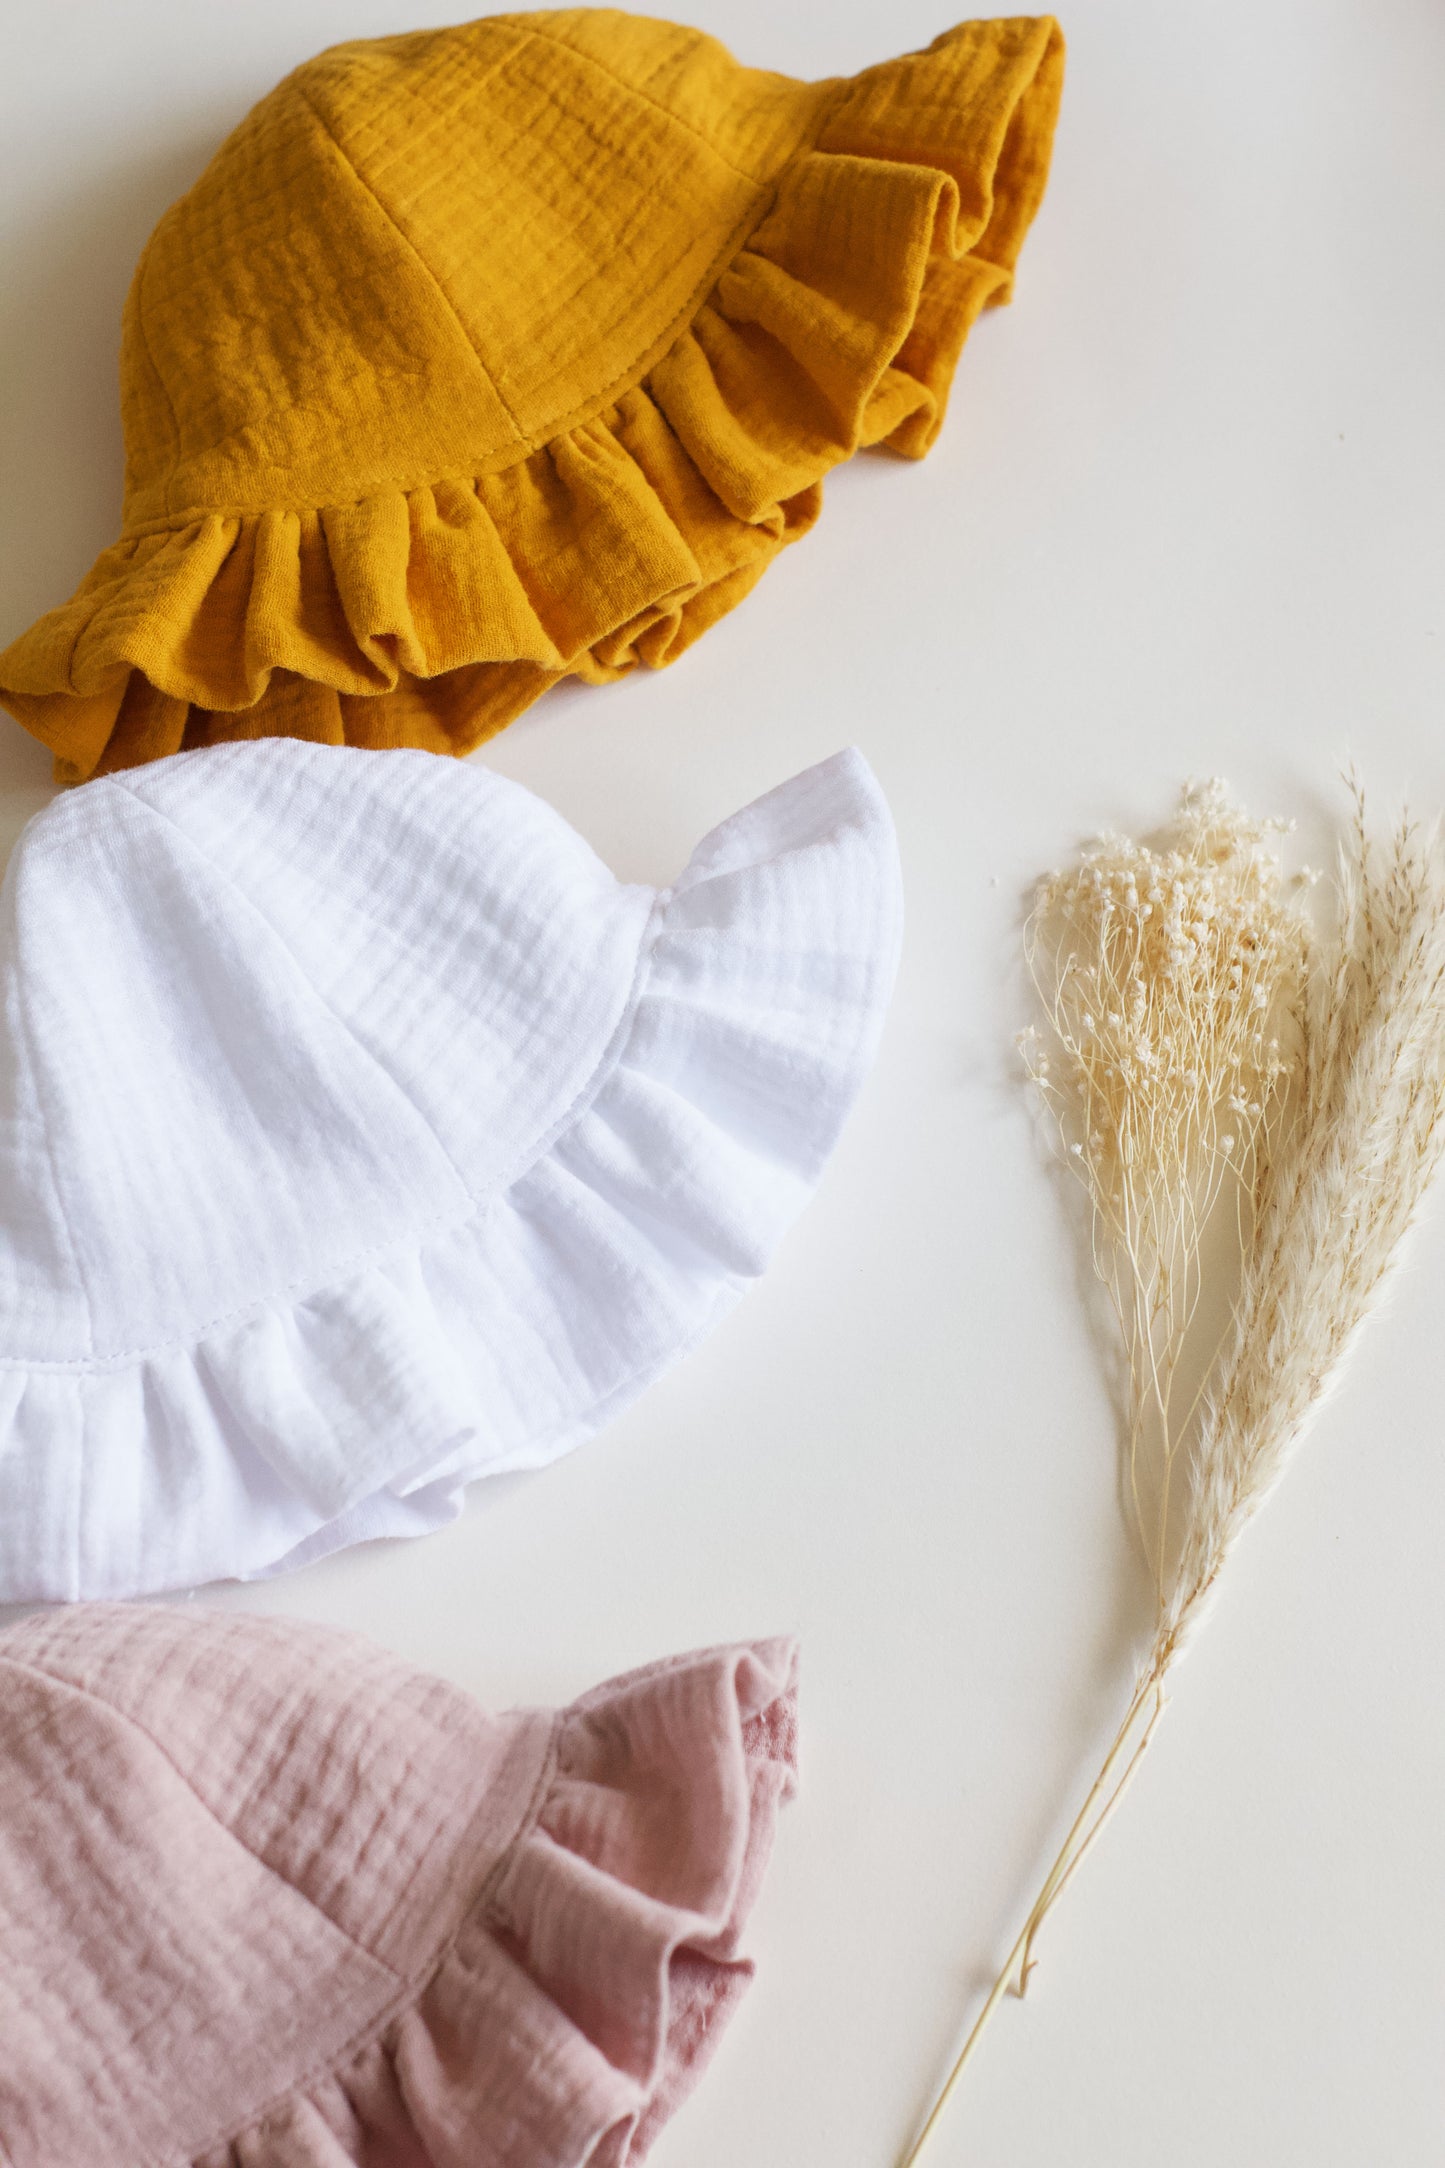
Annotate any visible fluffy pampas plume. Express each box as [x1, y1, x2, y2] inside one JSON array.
[[901, 779, 1445, 2164]]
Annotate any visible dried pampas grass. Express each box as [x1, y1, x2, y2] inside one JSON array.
[[901, 779, 1445, 2165]]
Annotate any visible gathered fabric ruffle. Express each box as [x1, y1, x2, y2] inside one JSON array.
[[185, 1639, 799, 2168], [0, 750, 901, 1602], [0, 17, 1064, 782], [0, 1609, 798, 2168]]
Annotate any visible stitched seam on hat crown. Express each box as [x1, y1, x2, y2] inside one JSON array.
[[499, 14, 796, 184], [290, 73, 529, 449], [194, 1704, 565, 2166], [0, 1653, 412, 1985], [0, 833, 672, 1372], [134, 236, 183, 522], [111, 781, 483, 1207], [114, 187, 768, 526], [116, 72, 858, 529], [111, 773, 669, 1212], [0, 1648, 564, 2168]]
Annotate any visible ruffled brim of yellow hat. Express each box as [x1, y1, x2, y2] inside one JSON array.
[[0, 18, 1064, 783]]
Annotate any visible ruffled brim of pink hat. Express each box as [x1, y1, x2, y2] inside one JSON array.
[[206, 1646, 796, 2167], [0, 1617, 798, 2168]]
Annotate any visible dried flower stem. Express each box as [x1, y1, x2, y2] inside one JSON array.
[[900, 780, 1445, 2166], [1159, 789, 1445, 1665], [900, 1674, 1165, 2166]]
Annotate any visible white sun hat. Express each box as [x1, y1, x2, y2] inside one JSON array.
[[0, 740, 901, 1600]]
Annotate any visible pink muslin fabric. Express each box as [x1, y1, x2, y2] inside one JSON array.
[[0, 1604, 798, 2167]]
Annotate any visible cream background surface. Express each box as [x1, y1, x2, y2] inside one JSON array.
[[2, 3, 1443, 2163]]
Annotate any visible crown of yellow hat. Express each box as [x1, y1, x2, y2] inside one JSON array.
[[0, 9, 1063, 782]]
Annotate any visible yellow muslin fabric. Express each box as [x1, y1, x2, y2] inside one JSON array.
[[0, 10, 1064, 782]]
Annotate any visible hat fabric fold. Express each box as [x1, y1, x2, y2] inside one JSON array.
[[0, 739, 901, 1599], [0, 1602, 798, 2168], [0, 9, 1064, 780]]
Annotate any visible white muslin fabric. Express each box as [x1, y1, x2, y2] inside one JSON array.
[[0, 741, 901, 1600]]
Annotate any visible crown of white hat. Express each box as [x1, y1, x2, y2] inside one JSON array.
[[0, 741, 901, 1599]]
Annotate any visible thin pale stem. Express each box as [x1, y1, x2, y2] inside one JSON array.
[[897, 1672, 1169, 2168], [1015, 1681, 1166, 1984]]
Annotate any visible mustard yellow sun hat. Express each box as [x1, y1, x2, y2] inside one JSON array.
[[0, 9, 1064, 782]]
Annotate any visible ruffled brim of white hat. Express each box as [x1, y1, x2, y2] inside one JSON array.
[[0, 748, 900, 1600]]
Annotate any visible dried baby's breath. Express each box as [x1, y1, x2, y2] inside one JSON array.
[[901, 778, 1445, 2166], [1019, 780, 1310, 1602]]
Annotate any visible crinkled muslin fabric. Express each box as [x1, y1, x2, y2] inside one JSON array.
[[0, 9, 1063, 781], [0, 738, 901, 1601], [0, 1603, 799, 2168]]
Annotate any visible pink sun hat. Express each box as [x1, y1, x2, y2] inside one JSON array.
[[0, 1602, 798, 2167]]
